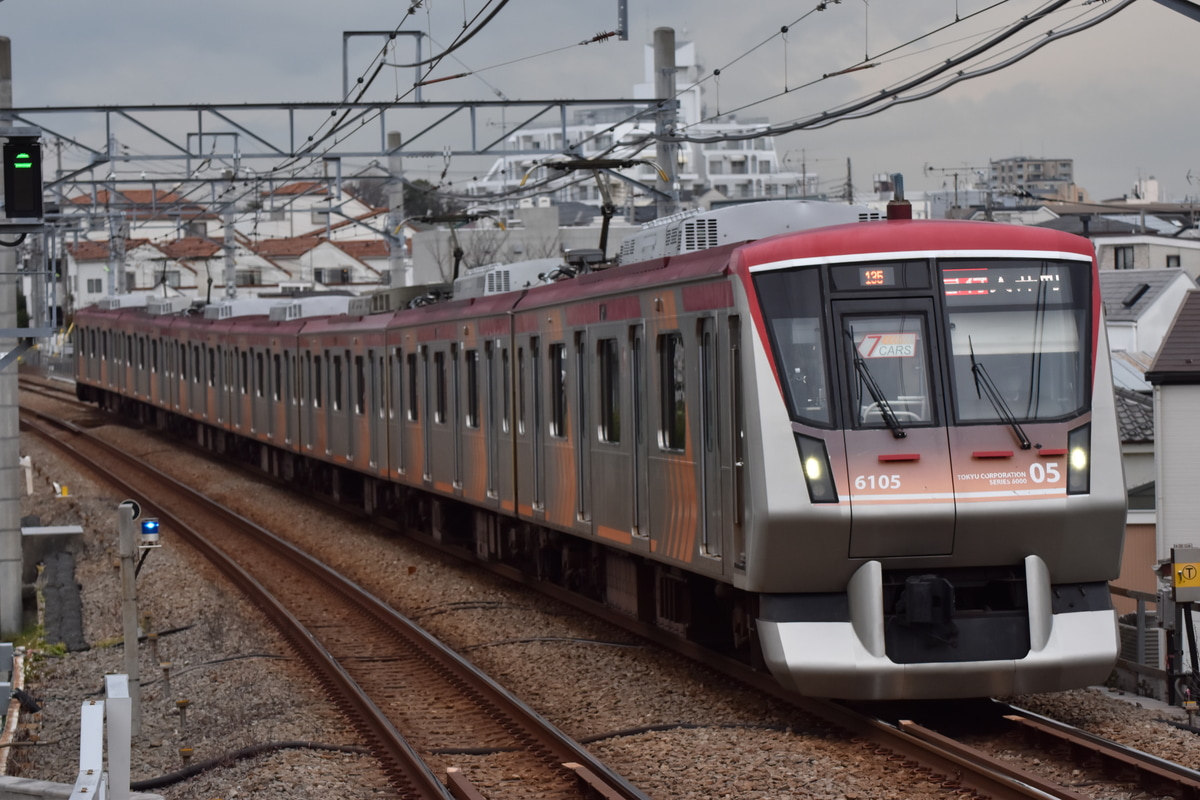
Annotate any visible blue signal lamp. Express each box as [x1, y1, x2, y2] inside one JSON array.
[[139, 517, 161, 549]]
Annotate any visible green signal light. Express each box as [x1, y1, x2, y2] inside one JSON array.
[[13, 152, 32, 168]]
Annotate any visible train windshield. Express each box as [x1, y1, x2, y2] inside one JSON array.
[[940, 259, 1090, 423], [844, 314, 933, 430]]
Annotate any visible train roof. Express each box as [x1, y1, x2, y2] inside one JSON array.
[[735, 218, 1096, 269]]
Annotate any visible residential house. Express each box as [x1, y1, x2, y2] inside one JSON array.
[[65, 188, 214, 242], [241, 180, 378, 241], [248, 237, 382, 291], [1145, 290, 1200, 563], [1100, 269, 1197, 359]]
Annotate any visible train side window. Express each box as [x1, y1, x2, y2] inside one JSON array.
[[287, 354, 296, 405], [331, 354, 343, 412], [378, 353, 386, 418], [501, 346, 511, 434], [355, 355, 366, 415], [700, 322, 716, 453], [599, 338, 620, 443], [256, 352, 265, 398], [549, 342, 567, 438], [207, 348, 216, 387], [517, 346, 526, 436], [632, 330, 643, 449], [273, 354, 282, 402], [465, 348, 479, 428], [180, 343, 188, 381], [389, 348, 400, 421], [313, 355, 323, 408], [239, 350, 248, 396], [300, 352, 310, 405], [659, 332, 686, 451], [406, 352, 418, 421], [434, 350, 446, 424], [151, 340, 158, 373]]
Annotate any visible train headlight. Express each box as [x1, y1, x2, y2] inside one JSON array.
[[1067, 423, 1090, 495], [795, 433, 838, 503]]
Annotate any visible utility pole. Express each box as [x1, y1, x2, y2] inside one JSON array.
[[0, 36, 19, 637], [925, 164, 990, 219], [654, 28, 679, 219]]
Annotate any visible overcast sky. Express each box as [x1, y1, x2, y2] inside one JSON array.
[[3, 0, 1197, 203]]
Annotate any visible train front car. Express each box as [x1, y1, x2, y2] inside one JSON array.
[[738, 219, 1124, 700]]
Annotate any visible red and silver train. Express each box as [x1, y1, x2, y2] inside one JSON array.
[[73, 199, 1125, 700]]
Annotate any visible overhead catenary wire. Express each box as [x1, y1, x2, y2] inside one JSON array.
[[629, 0, 1121, 146], [50, 0, 1144, 219], [271, 0, 515, 177]]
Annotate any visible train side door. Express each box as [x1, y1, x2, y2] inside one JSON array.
[[728, 316, 747, 568], [285, 351, 296, 446], [421, 345, 432, 483], [573, 332, 591, 524], [698, 316, 722, 558], [370, 350, 384, 471], [387, 345, 404, 477], [631, 324, 650, 539], [831, 298, 955, 558], [531, 337, 544, 512], [452, 343, 463, 490], [589, 327, 633, 542]]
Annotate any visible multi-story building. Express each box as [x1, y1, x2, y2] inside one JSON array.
[[989, 156, 1082, 201], [465, 42, 819, 214]]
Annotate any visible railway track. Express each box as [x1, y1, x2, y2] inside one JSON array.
[[20, 379, 1200, 800], [996, 702, 1200, 799], [18, 401, 652, 800]]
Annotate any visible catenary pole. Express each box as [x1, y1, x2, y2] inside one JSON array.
[[386, 131, 408, 288], [653, 28, 679, 219]]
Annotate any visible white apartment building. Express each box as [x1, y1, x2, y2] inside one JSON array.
[[465, 42, 820, 213]]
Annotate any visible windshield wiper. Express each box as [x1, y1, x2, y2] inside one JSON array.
[[849, 331, 906, 439], [968, 337, 1031, 450]]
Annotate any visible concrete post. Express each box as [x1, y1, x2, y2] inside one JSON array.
[[117, 505, 141, 735], [107, 209, 125, 297], [222, 203, 236, 300], [105, 674, 131, 800], [75, 699, 106, 796], [0, 37, 24, 638], [386, 131, 409, 287], [653, 27, 680, 219]]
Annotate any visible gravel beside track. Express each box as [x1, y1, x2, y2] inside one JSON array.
[[8, 397, 1200, 799]]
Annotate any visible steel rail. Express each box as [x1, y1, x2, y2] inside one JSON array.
[[1004, 704, 1200, 800], [28, 382, 1176, 800], [19, 406, 652, 800]]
